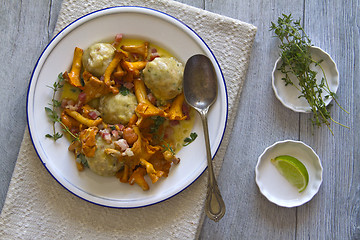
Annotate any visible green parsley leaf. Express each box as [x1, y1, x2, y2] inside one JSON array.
[[150, 116, 165, 133], [119, 86, 130, 96], [183, 132, 198, 146]]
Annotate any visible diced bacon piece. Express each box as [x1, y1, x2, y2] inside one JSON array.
[[70, 127, 80, 135], [169, 120, 180, 126], [182, 103, 191, 120], [65, 104, 78, 111], [114, 139, 129, 152], [123, 82, 134, 90], [111, 130, 120, 140], [149, 52, 160, 61], [78, 92, 87, 103], [88, 110, 100, 120], [164, 126, 174, 139], [147, 92, 156, 105], [122, 148, 134, 157], [103, 133, 112, 143], [61, 99, 68, 108], [116, 124, 125, 131], [61, 99, 75, 109], [112, 33, 123, 47], [149, 48, 160, 61], [99, 129, 112, 143], [115, 33, 123, 41], [102, 128, 110, 134]]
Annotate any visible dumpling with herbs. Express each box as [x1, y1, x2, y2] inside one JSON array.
[[142, 57, 184, 101]]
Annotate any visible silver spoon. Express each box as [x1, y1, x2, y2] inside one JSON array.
[[183, 54, 225, 222]]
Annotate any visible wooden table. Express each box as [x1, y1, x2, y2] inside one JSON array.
[[1, 0, 358, 239]]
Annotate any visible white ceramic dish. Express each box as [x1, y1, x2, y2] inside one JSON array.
[[27, 7, 228, 208], [272, 46, 339, 113], [255, 140, 323, 207]]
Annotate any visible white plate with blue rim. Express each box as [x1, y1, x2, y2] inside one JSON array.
[[27, 6, 228, 208]]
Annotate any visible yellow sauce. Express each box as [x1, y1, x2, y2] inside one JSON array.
[[61, 82, 80, 101], [164, 109, 196, 153]]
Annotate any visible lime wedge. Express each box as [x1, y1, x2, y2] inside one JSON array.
[[271, 155, 309, 193]]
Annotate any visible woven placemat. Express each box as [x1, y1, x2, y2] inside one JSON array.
[[0, 0, 256, 239]]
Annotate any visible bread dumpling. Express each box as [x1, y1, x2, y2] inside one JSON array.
[[143, 57, 184, 101], [82, 43, 116, 77]]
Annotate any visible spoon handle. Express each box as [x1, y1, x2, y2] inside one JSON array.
[[199, 110, 226, 222]]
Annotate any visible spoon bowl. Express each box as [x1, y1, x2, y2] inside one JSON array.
[[183, 55, 218, 111], [183, 54, 226, 222]]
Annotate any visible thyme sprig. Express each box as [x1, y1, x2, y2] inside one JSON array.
[[270, 14, 349, 135], [162, 141, 175, 155], [45, 73, 79, 141]]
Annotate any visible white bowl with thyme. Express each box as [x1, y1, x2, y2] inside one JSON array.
[[272, 46, 339, 113]]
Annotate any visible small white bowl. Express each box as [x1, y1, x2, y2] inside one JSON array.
[[272, 46, 339, 113], [255, 140, 323, 207]]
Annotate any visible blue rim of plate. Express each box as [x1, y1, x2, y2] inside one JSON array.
[[26, 6, 228, 209]]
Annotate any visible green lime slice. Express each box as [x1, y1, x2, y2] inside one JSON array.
[[271, 155, 309, 193]]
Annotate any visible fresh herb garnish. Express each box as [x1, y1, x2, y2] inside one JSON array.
[[76, 153, 89, 168], [119, 85, 130, 96], [150, 116, 165, 133], [270, 14, 349, 135], [45, 107, 63, 141], [183, 132, 198, 146], [162, 141, 175, 156], [45, 73, 79, 141]]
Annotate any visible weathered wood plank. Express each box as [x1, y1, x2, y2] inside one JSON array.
[[199, 1, 304, 239], [298, 0, 360, 239], [174, 0, 204, 8], [0, 0, 63, 211]]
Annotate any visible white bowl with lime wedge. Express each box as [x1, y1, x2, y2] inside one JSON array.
[[255, 140, 323, 207]]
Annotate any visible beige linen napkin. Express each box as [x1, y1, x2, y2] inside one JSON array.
[[0, 0, 256, 239]]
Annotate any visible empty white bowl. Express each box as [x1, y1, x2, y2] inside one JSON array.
[[255, 140, 323, 207], [272, 46, 339, 113]]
